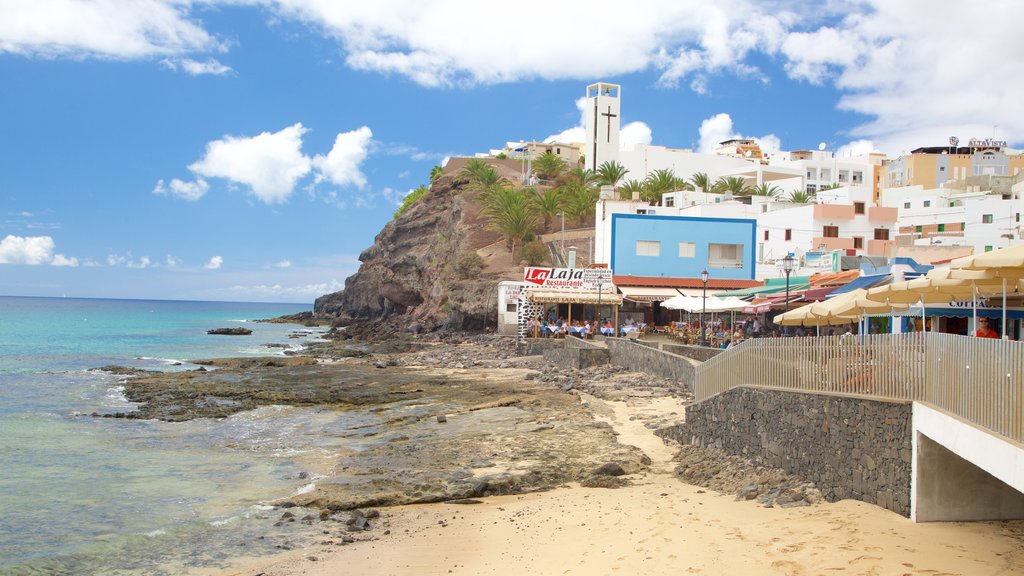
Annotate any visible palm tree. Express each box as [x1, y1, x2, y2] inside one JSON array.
[[713, 176, 751, 197], [642, 169, 690, 204], [597, 160, 629, 188], [429, 165, 444, 183], [460, 160, 508, 198], [567, 167, 599, 187], [787, 190, 814, 203], [459, 158, 491, 182], [618, 179, 644, 200], [528, 187, 562, 232], [689, 171, 711, 193], [484, 188, 538, 260], [560, 182, 599, 226], [532, 152, 566, 182], [748, 183, 783, 199]]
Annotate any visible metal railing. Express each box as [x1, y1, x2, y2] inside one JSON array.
[[696, 333, 1024, 444]]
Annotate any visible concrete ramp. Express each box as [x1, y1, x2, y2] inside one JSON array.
[[912, 403, 1024, 522]]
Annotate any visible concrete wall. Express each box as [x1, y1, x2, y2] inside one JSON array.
[[604, 338, 697, 390], [662, 343, 724, 363], [542, 347, 611, 369], [659, 387, 913, 516]]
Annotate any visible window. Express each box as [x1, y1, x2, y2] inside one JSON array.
[[937, 224, 945, 232], [985, 246, 993, 252], [785, 229, 792, 241], [708, 243, 744, 268], [854, 202, 865, 215], [822, 225, 839, 238], [904, 202, 911, 209], [983, 214, 994, 224], [664, 197, 675, 207], [923, 200, 931, 207], [874, 228, 890, 240], [506, 303, 517, 313], [763, 230, 769, 241], [1017, 213, 1020, 223], [916, 225, 923, 233], [853, 237, 863, 249], [806, 184, 817, 193], [678, 242, 695, 258], [636, 240, 660, 257]]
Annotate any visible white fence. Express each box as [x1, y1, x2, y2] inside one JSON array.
[[696, 333, 1024, 444]]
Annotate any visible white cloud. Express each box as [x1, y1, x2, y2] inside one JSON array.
[[160, 57, 232, 76], [262, 1, 1024, 153], [106, 253, 151, 269], [50, 254, 78, 267], [153, 178, 209, 201], [166, 254, 181, 267], [205, 255, 223, 270], [697, 112, 780, 155], [229, 279, 346, 300], [312, 126, 373, 188], [189, 123, 312, 204], [0, 234, 54, 264], [835, 139, 878, 158], [273, 259, 291, 268], [620, 122, 653, 149], [0, 0, 221, 59]]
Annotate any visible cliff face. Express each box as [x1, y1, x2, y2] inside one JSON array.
[[314, 171, 506, 336]]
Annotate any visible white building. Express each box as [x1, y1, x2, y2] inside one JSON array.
[[880, 183, 1024, 254]]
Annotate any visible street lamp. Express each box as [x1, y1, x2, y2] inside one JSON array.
[[699, 269, 709, 346], [782, 253, 797, 334]]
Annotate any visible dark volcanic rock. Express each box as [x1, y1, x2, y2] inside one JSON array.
[[207, 327, 253, 336], [312, 162, 520, 336]]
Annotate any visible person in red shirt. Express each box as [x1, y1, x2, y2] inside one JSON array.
[[975, 317, 999, 338]]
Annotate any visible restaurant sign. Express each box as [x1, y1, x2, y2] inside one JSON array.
[[524, 267, 613, 289]]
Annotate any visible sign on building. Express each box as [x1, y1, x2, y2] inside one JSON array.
[[523, 267, 614, 289]]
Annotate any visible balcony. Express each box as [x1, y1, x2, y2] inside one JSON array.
[[866, 239, 896, 256], [868, 206, 898, 223], [813, 204, 855, 220], [812, 237, 855, 251]]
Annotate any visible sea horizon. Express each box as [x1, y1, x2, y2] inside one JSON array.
[[0, 293, 314, 307]]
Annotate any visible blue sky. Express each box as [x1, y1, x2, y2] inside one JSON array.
[[2, 1, 1022, 303]]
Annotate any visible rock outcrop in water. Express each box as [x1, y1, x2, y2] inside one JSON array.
[[314, 159, 525, 338]]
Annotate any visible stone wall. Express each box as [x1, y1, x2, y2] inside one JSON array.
[[517, 339, 564, 356], [658, 387, 912, 516], [604, 338, 696, 390], [662, 343, 723, 363], [542, 347, 611, 369]]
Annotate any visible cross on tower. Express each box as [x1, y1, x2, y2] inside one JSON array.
[[601, 106, 617, 143]]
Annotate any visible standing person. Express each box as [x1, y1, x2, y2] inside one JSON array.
[[976, 317, 999, 338]]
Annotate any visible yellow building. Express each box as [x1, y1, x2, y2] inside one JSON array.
[[883, 139, 1024, 190]]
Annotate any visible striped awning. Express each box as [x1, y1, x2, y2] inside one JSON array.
[[617, 286, 688, 302], [526, 289, 623, 305]]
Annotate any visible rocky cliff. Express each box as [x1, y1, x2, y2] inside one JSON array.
[[314, 160, 519, 338]]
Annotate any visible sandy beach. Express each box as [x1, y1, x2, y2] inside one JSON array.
[[215, 354, 1024, 576]]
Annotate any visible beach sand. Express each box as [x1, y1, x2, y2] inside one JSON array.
[[220, 388, 1024, 576]]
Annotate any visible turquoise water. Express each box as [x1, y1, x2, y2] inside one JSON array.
[[0, 296, 334, 574]]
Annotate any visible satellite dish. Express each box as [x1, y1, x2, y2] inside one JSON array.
[[818, 142, 827, 151]]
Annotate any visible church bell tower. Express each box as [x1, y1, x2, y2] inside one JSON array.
[[584, 82, 621, 171]]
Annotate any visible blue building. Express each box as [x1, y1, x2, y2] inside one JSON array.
[[609, 213, 758, 282]]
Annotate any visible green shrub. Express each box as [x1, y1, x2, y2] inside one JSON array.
[[454, 252, 485, 279], [520, 241, 548, 266], [394, 185, 428, 219]]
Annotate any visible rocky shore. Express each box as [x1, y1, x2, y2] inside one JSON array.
[[95, 335, 823, 513]]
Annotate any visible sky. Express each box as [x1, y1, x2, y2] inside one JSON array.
[[2, 1, 1023, 303]]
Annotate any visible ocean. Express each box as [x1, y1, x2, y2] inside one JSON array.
[[0, 296, 333, 575]]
